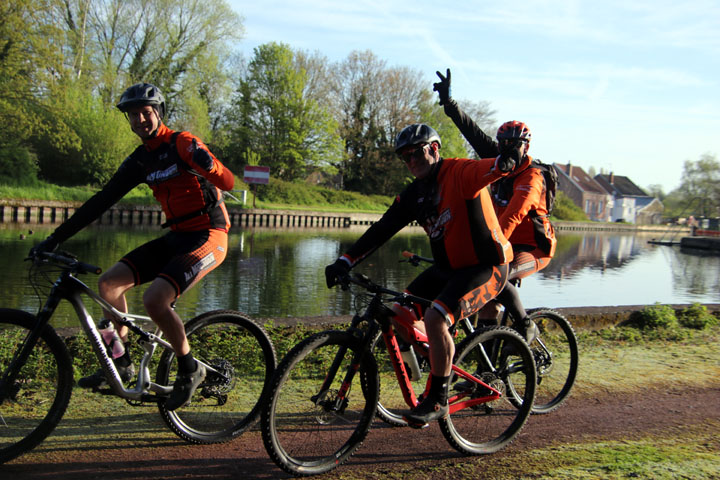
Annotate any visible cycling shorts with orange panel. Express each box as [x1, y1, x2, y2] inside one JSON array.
[[508, 246, 552, 281], [405, 263, 508, 326], [120, 229, 227, 297]]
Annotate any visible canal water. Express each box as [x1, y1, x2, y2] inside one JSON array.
[[1, 225, 718, 327]]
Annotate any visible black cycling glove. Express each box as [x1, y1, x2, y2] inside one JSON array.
[[325, 258, 351, 288], [433, 69, 452, 106], [192, 138, 215, 171], [28, 234, 59, 258]]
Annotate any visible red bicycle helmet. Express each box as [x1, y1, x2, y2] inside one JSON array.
[[496, 121, 531, 143]]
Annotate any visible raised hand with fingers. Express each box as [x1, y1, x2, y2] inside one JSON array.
[[433, 69, 452, 106]]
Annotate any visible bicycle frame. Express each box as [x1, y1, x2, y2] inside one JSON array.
[[38, 267, 179, 400], [315, 276, 503, 417], [5, 255, 230, 405]]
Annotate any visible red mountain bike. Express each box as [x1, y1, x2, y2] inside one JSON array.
[[261, 270, 536, 476]]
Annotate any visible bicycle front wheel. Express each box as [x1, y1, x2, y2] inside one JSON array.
[[157, 310, 276, 444], [0, 309, 73, 464], [261, 331, 378, 477], [440, 326, 536, 455], [520, 308, 578, 414]]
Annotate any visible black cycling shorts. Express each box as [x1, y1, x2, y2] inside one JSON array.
[[405, 263, 509, 325], [119, 229, 228, 297]]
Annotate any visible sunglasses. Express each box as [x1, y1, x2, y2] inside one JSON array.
[[398, 144, 430, 163], [498, 138, 528, 147]]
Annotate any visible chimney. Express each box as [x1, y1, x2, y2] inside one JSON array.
[[567, 163, 572, 177], [609, 172, 614, 184]]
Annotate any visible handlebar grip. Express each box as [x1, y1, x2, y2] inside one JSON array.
[[401, 251, 414, 258], [78, 262, 103, 275]]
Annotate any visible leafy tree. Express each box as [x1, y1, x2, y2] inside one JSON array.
[[227, 42, 342, 180], [34, 79, 138, 185], [645, 184, 665, 201], [330, 51, 432, 195], [677, 153, 720, 218], [76, 0, 244, 112], [0, 0, 66, 183]]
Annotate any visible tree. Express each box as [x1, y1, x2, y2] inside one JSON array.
[[0, 0, 67, 183], [329, 51, 433, 195], [227, 42, 341, 180], [17, 0, 245, 186], [645, 184, 665, 201], [677, 153, 720, 218]]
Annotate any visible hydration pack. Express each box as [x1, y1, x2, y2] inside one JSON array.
[[530, 159, 557, 216]]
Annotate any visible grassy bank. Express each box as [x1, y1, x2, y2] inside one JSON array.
[[10, 306, 718, 479], [0, 177, 394, 213]]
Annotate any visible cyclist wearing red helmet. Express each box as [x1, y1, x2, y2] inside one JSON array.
[[434, 69, 557, 341], [325, 123, 516, 426], [30, 82, 235, 411]]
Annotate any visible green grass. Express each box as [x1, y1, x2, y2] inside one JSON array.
[[4, 314, 719, 478], [0, 176, 394, 213]]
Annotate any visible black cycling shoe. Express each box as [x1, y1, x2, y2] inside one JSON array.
[[402, 396, 449, 428], [78, 363, 135, 389], [164, 362, 206, 411]]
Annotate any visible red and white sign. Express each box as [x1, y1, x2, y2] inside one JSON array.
[[243, 165, 270, 184]]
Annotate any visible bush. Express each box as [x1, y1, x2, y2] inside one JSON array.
[[678, 303, 718, 330], [552, 191, 589, 221], [627, 304, 679, 330]]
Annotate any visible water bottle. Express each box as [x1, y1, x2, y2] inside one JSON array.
[[98, 319, 125, 359], [400, 344, 422, 381]]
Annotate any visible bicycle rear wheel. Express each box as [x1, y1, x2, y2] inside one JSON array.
[[513, 309, 578, 414], [439, 326, 536, 455], [157, 310, 276, 444], [0, 309, 73, 464], [261, 331, 378, 477]]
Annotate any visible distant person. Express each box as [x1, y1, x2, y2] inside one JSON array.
[[433, 69, 557, 340], [325, 123, 516, 426], [30, 82, 235, 410]]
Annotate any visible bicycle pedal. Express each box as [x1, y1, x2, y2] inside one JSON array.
[[402, 417, 430, 429]]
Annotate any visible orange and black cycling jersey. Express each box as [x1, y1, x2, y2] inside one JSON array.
[[343, 158, 513, 271], [442, 100, 556, 256], [52, 124, 234, 243], [492, 157, 556, 256]]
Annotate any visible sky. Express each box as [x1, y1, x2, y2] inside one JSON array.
[[226, 0, 720, 194]]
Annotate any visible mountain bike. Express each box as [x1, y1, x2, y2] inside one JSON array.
[[374, 251, 577, 422], [0, 250, 277, 464], [261, 270, 536, 476]]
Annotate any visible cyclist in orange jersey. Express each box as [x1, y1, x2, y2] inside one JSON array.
[[30, 83, 234, 410], [325, 123, 517, 426], [434, 69, 557, 342]]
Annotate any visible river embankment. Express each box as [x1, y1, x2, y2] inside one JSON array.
[[259, 303, 720, 331], [0, 200, 691, 234]]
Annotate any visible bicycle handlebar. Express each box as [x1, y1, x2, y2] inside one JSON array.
[[400, 250, 434, 266], [339, 271, 432, 308], [30, 251, 102, 275]]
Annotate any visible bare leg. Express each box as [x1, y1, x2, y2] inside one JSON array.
[[424, 308, 454, 377], [143, 278, 189, 357], [98, 262, 136, 341]]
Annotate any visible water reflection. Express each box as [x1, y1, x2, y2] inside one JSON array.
[[1, 226, 717, 326]]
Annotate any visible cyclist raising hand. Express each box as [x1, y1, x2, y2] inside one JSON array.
[[325, 123, 515, 427], [434, 69, 557, 341], [29, 83, 234, 411]]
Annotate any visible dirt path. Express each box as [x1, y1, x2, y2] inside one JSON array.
[[3, 385, 719, 480]]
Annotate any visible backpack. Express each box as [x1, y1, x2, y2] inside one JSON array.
[[530, 159, 557, 216]]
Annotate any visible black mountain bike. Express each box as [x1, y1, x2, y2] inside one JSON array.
[[0, 250, 276, 464]]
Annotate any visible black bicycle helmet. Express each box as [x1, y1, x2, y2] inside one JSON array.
[[496, 120, 531, 143], [116, 83, 166, 118], [394, 123, 442, 153]]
